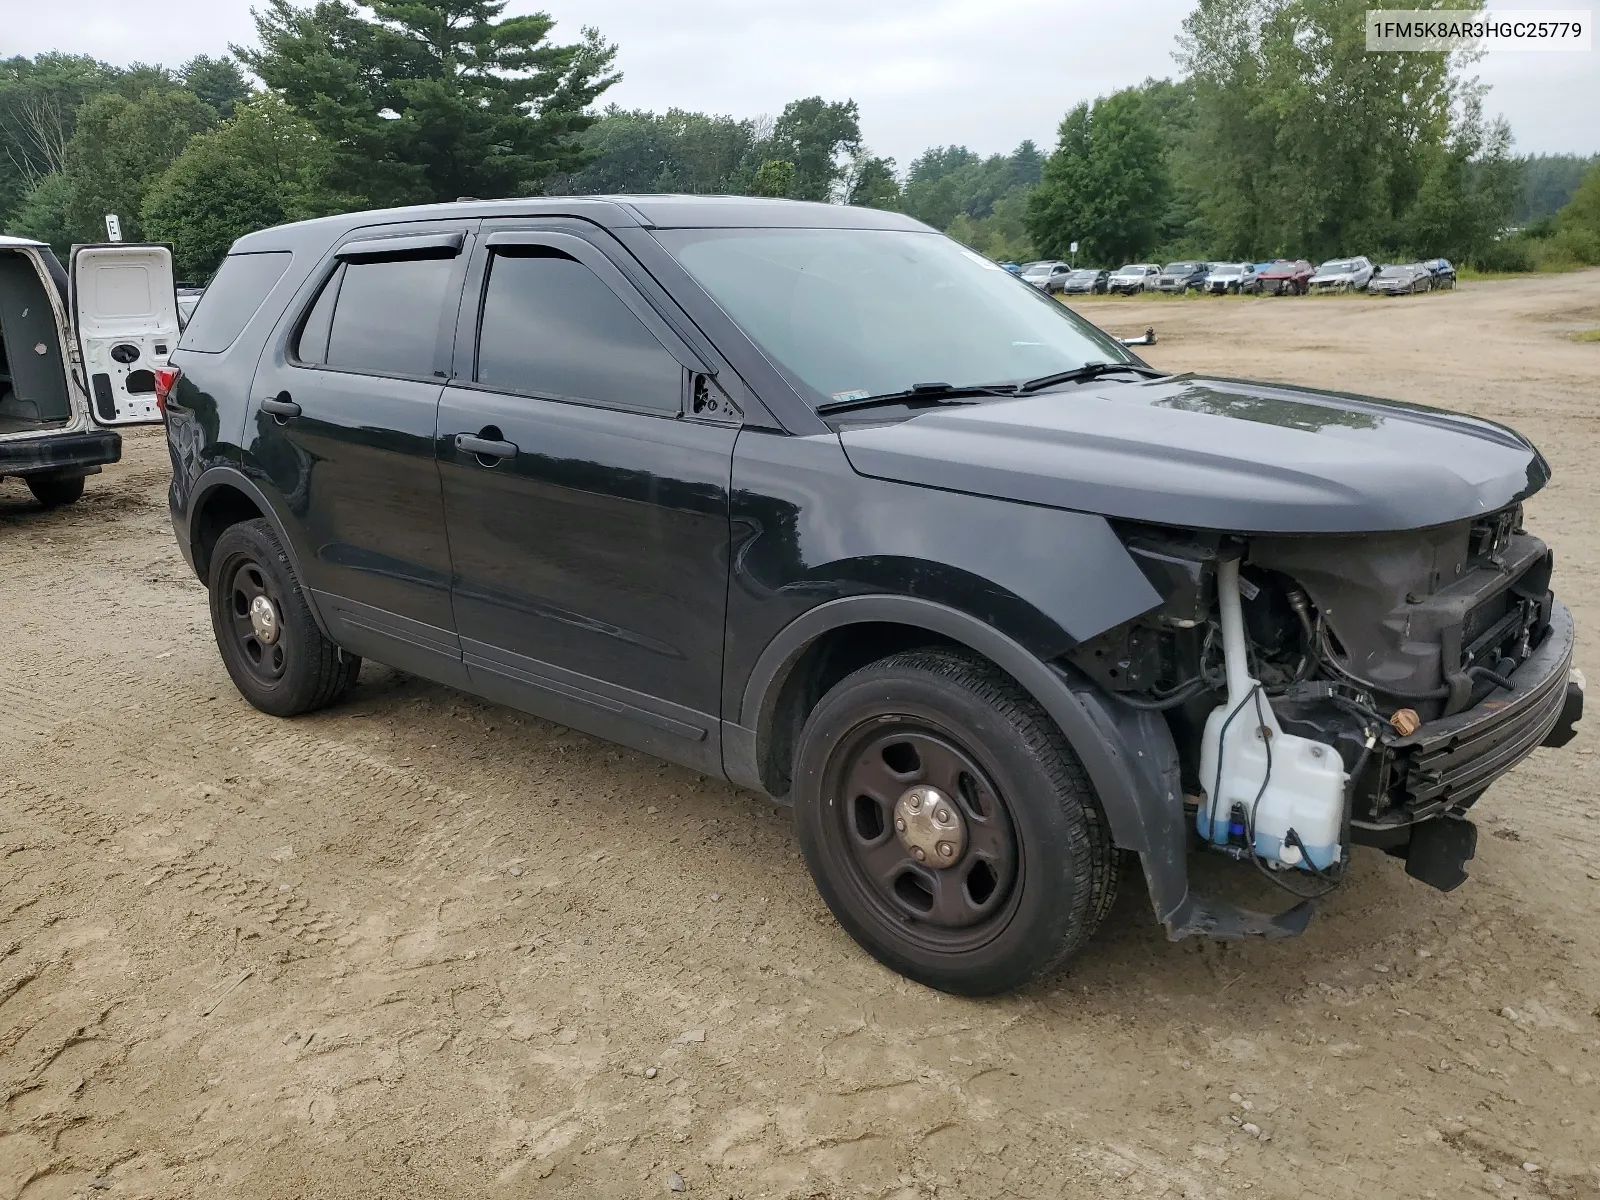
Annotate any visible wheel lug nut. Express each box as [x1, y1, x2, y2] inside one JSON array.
[[912, 846, 926, 861], [895, 817, 906, 832], [938, 842, 954, 858], [935, 808, 949, 823], [909, 794, 922, 811]]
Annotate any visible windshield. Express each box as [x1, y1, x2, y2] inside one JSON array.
[[1069, 270, 1097, 279], [1164, 262, 1197, 273], [1212, 264, 1242, 274], [1318, 260, 1356, 273], [1376, 266, 1408, 278], [1020, 264, 1053, 277], [657, 227, 1135, 405]]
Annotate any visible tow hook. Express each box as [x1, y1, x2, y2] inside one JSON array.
[[1543, 668, 1584, 749]]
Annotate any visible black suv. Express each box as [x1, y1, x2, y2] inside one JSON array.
[[163, 197, 1583, 995]]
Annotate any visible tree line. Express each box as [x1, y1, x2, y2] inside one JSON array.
[[2, 0, 1596, 282]]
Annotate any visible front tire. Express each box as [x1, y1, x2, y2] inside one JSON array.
[[26, 473, 85, 507], [208, 519, 361, 717], [792, 649, 1120, 996]]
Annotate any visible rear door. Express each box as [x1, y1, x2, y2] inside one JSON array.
[[70, 243, 180, 426], [245, 221, 476, 685]]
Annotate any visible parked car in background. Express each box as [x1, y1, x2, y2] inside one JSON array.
[[1308, 256, 1375, 293], [1020, 260, 1073, 293], [0, 235, 175, 507], [999, 262, 1021, 274], [1421, 258, 1456, 289], [1156, 261, 1210, 293], [1253, 259, 1315, 295], [176, 286, 205, 330], [1060, 268, 1110, 295], [1108, 263, 1161, 294], [1202, 263, 1251, 294], [1368, 263, 1431, 295]]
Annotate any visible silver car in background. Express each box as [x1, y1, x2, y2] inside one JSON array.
[[1108, 263, 1161, 294], [1019, 260, 1072, 293], [1308, 256, 1375, 292]]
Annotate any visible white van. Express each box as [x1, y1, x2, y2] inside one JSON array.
[[0, 235, 178, 505]]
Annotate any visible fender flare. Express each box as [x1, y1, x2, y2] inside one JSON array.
[[732, 595, 1192, 929], [185, 465, 334, 641]]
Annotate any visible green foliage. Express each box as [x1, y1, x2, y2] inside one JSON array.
[[1468, 234, 1535, 273], [751, 159, 796, 198], [0, 53, 122, 223], [1546, 164, 1600, 265], [555, 96, 866, 202], [143, 95, 352, 279], [762, 97, 861, 201], [1404, 96, 1520, 261], [1515, 154, 1599, 224], [1176, 0, 1509, 263], [899, 142, 1044, 260], [553, 105, 759, 194], [844, 154, 902, 210], [238, 0, 619, 206], [11, 172, 76, 257], [62, 87, 217, 242], [1027, 88, 1169, 264], [180, 55, 252, 119]]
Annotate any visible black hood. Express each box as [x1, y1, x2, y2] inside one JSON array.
[[837, 375, 1549, 534]]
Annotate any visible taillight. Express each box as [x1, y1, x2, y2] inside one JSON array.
[[153, 366, 181, 415]]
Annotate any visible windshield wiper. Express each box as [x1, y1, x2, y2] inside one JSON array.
[[816, 381, 1019, 416], [1018, 361, 1167, 393]]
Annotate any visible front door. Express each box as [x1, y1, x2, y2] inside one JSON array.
[[245, 222, 475, 685], [71, 243, 179, 426], [438, 225, 737, 773]]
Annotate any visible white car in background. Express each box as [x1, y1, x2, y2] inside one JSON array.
[[1308, 256, 1375, 292], [1108, 263, 1161, 294]]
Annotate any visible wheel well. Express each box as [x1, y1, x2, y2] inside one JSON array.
[[758, 621, 959, 798], [192, 485, 264, 580]]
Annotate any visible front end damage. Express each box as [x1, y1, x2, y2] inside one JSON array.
[[1065, 506, 1582, 932]]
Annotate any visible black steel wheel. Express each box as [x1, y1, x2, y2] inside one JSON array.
[[825, 724, 1022, 952], [223, 555, 290, 687], [208, 519, 361, 717], [793, 649, 1120, 995]]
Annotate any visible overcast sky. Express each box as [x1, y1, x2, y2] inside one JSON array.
[[7, 0, 1597, 166]]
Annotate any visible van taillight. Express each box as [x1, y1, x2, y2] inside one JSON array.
[[153, 366, 181, 414]]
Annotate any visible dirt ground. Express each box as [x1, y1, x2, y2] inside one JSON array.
[[2, 272, 1598, 1200]]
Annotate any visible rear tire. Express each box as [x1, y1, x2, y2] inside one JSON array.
[[26, 474, 85, 507], [208, 519, 361, 717], [792, 649, 1120, 996]]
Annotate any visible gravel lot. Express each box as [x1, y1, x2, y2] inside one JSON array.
[[2, 271, 1598, 1200]]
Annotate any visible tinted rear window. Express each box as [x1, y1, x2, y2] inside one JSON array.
[[178, 252, 292, 353], [325, 256, 455, 379]]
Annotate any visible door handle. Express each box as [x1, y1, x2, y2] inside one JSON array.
[[455, 433, 518, 460], [259, 395, 301, 419]]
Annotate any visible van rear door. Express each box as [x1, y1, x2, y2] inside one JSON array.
[[70, 243, 179, 426]]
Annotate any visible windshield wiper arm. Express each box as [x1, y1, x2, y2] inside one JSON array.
[[816, 381, 1019, 415], [1018, 361, 1166, 393]]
